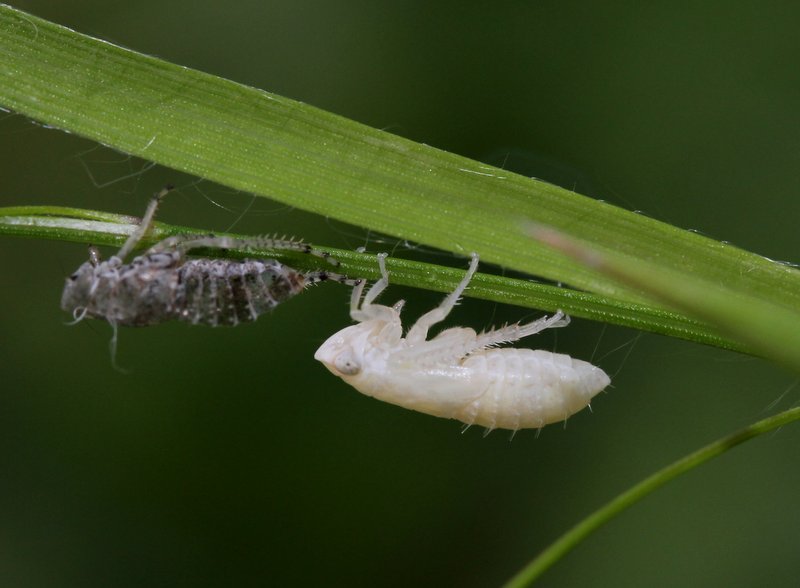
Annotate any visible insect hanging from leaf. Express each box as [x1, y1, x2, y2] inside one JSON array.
[[62, 186, 359, 359], [315, 253, 610, 432]]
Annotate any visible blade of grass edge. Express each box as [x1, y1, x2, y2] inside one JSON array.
[[501, 405, 800, 588]]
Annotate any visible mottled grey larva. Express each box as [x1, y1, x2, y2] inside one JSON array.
[[62, 187, 357, 328]]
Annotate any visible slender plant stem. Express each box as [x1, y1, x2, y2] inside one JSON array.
[[501, 406, 800, 588], [0, 206, 750, 352]]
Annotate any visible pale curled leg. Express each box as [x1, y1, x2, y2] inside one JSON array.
[[405, 253, 479, 345]]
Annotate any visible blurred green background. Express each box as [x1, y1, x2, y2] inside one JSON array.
[[1, 2, 799, 587]]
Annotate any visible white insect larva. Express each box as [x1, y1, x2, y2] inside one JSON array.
[[315, 253, 611, 431]]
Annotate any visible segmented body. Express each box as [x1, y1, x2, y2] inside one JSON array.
[[62, 251, 312, 327], [315, 253, 610, 431], [423, 348, 607, 430], [62, 187, 355, 329]]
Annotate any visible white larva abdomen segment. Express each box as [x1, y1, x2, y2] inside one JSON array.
[[455, 348, 610, 430]]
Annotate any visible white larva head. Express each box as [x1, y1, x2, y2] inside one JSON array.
[[314, 314, 401, 383], [315, 323, 371, 378], [316, 251, 404, 388]]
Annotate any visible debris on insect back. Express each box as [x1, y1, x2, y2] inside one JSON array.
[[315, 253, 610, 432], [61, 187, 359, 359]]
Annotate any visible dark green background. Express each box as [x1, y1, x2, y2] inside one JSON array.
[[1, 2, 798, 586]]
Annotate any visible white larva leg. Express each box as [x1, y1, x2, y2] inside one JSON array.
[[348, 273, 368, 317], [116, 185, 172, 261], [350, 253, 398, 323], [360, 253, 390, 307], [405, 252, 480, 345], [470, 311, 570, 351]]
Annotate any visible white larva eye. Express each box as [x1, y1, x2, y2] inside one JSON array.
[[334, 352, 362, 376]]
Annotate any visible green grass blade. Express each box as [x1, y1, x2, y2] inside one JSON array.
[[1, 5, 798, 317], [501, 405, 800, 588], [0, 206, 748, 353]]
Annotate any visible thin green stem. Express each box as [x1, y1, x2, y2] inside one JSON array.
[[502, 406, 800, 588]]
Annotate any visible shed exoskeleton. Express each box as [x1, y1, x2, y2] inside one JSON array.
[[62, 187, 358, 329]]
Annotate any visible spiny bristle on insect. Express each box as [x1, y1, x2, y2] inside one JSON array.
[[478, 322, 521, 346]]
